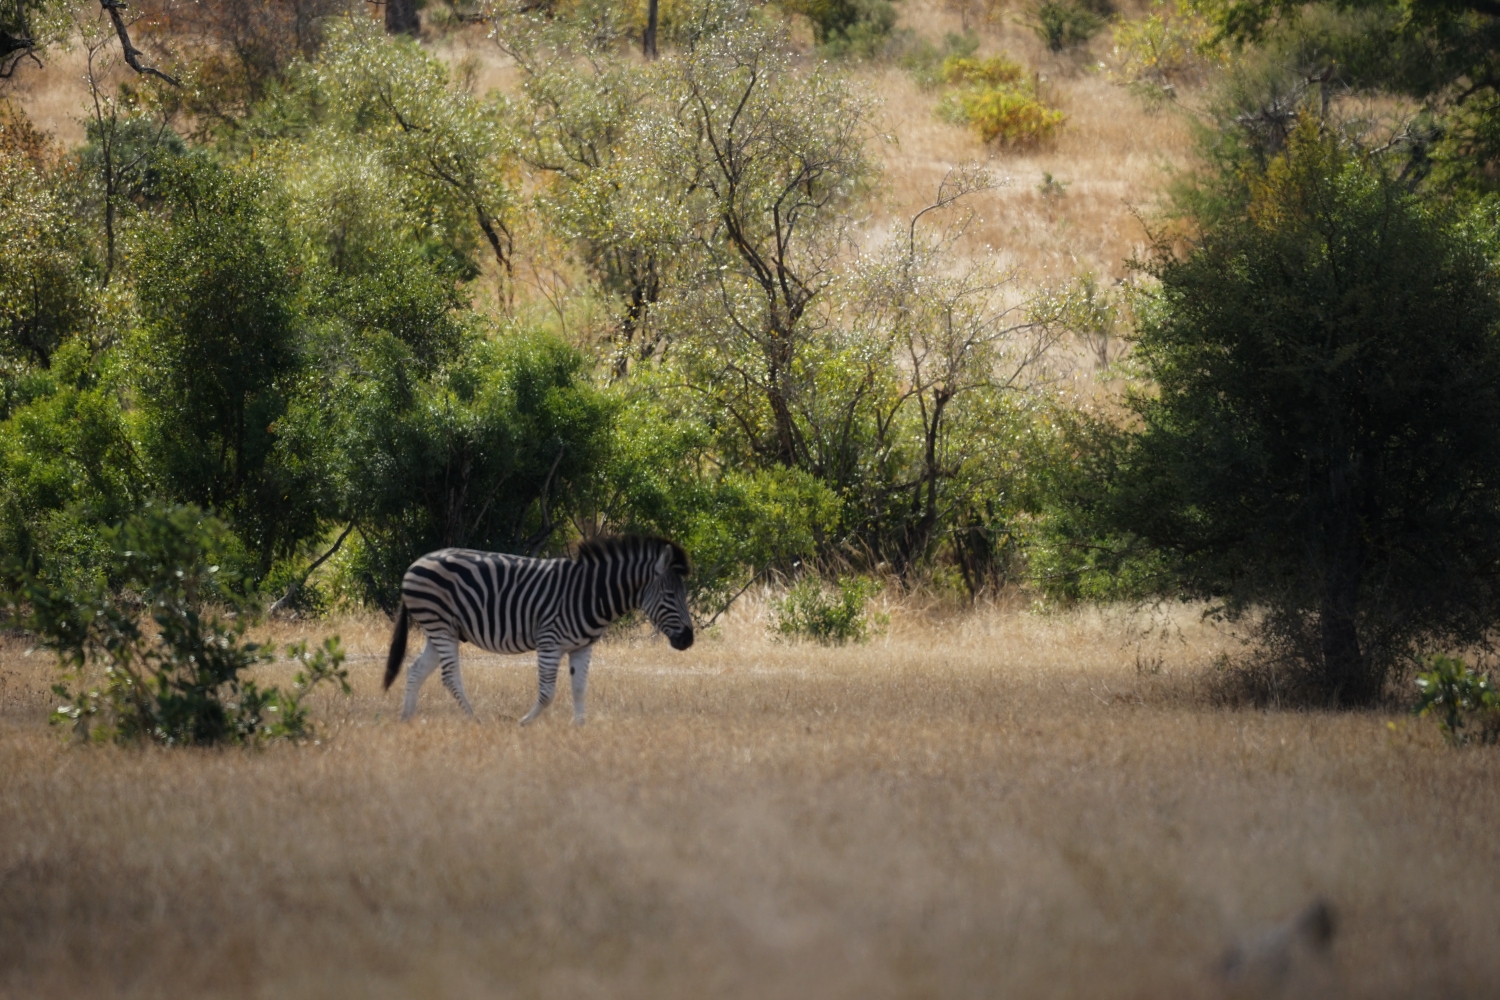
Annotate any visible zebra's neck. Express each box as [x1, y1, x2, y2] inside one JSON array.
[[577, 556, 652, 627]]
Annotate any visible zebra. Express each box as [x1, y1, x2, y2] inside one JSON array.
[[383, 535, 694, 724]]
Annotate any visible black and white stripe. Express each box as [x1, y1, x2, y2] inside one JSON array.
[[383, 535, 694, 724]]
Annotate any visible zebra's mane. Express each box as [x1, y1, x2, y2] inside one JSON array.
[[571, 534, 691, 577]]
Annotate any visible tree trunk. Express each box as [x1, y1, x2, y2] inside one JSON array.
[[385, 0, 420, 35], [1318, 555, 1377, 705], [1319, 601, 1371, 706], [643, 0, 658, 58], [1316, 457, 1378, 705]]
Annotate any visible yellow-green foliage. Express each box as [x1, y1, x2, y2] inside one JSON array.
[[953, 87, 1066, 144], [1110, 0, 1222, 87], [940, 54, 1025, 87], [936, 54, 1064, 146]]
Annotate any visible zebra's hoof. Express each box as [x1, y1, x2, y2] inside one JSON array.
[[572, 715, 587, 726]]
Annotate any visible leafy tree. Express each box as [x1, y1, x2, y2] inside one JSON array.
[[130, 156, 327, 575], [838, 171, 1061, 575], [339, 331, 613, 608], [500, 11, 681, 373], [1191, 0, 1500, 193], [150, 0, 356, 139], [1052, 122, 1500, 705], [277, 140, 472, 371], [313, 19, 517, 283], [655, 21, 875, 470], [0, 338, 142, 587], [0, 138, 97, 368]]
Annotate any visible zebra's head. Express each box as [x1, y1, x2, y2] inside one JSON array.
[[641, 542, 694, 650]]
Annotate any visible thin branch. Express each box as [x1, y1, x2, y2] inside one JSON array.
[[521, 442, 569, 556], [100, 0, 180, 87], [699, 564, 771, 629], [268, 524, 356, 615]]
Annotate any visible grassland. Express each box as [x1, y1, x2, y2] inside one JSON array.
[[3, 601, 1498, 999]]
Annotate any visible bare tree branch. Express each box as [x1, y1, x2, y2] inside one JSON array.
[[521, 442, 569, 556], [100, 0, 180, 87], [268, 523, 357, 616]]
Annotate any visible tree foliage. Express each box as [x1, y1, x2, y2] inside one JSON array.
[[1047, 122, 1500, 704]]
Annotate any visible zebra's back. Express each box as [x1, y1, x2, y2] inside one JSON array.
[[402, 548, 572, 655]]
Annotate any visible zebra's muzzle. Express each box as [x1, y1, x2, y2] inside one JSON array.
[[669, 628, 694, 650]]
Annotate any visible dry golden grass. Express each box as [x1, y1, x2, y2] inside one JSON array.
[[2, 600, 1498, 999], [866, 0, 1199, 284], [6, 42, 106, 149]]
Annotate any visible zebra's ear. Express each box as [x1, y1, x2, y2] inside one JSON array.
[[654, 546, 671, 575]]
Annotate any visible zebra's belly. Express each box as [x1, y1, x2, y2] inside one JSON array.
[[442, 618, 603, 656]]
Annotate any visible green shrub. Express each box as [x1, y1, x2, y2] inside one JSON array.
[[11, 504, 349, 746], [784, 0, 898, 57], [1032, 0, 1103, 51], [1413, 655, 1500, 747], [339, 330, 613, 609], [0, 338, 143, 589], [770, 576, 887, 646]]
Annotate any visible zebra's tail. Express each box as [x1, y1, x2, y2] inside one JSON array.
[[384, 603, 410, 691]]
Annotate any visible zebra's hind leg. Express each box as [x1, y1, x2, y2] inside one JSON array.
[[435, 635, 476, 718], [402, 638, 442, 720], [519, 646, 562, 726], [569, 644, 594, 726]]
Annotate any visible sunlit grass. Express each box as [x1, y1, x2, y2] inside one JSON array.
[[2, 598, 1497, 997]]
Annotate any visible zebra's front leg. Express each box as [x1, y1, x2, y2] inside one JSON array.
[[436, 636, 476, 719], [519, 646, 563, 725], [569, 644, 594, 726]]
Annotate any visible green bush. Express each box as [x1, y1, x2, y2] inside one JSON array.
[[1413, 655, 1500, 747], [770, 575, 887, 646], [1032, 0, 1103, 51], [13, 504, 349, 746], [784, 0, 898, 56], [0, 337, 148, 597], [339, 330, 613, 609]]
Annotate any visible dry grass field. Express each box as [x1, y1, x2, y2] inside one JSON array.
[[3, 600, 1499, 999]]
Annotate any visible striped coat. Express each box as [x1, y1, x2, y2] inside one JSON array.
[[384, 535, 693, 724]]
